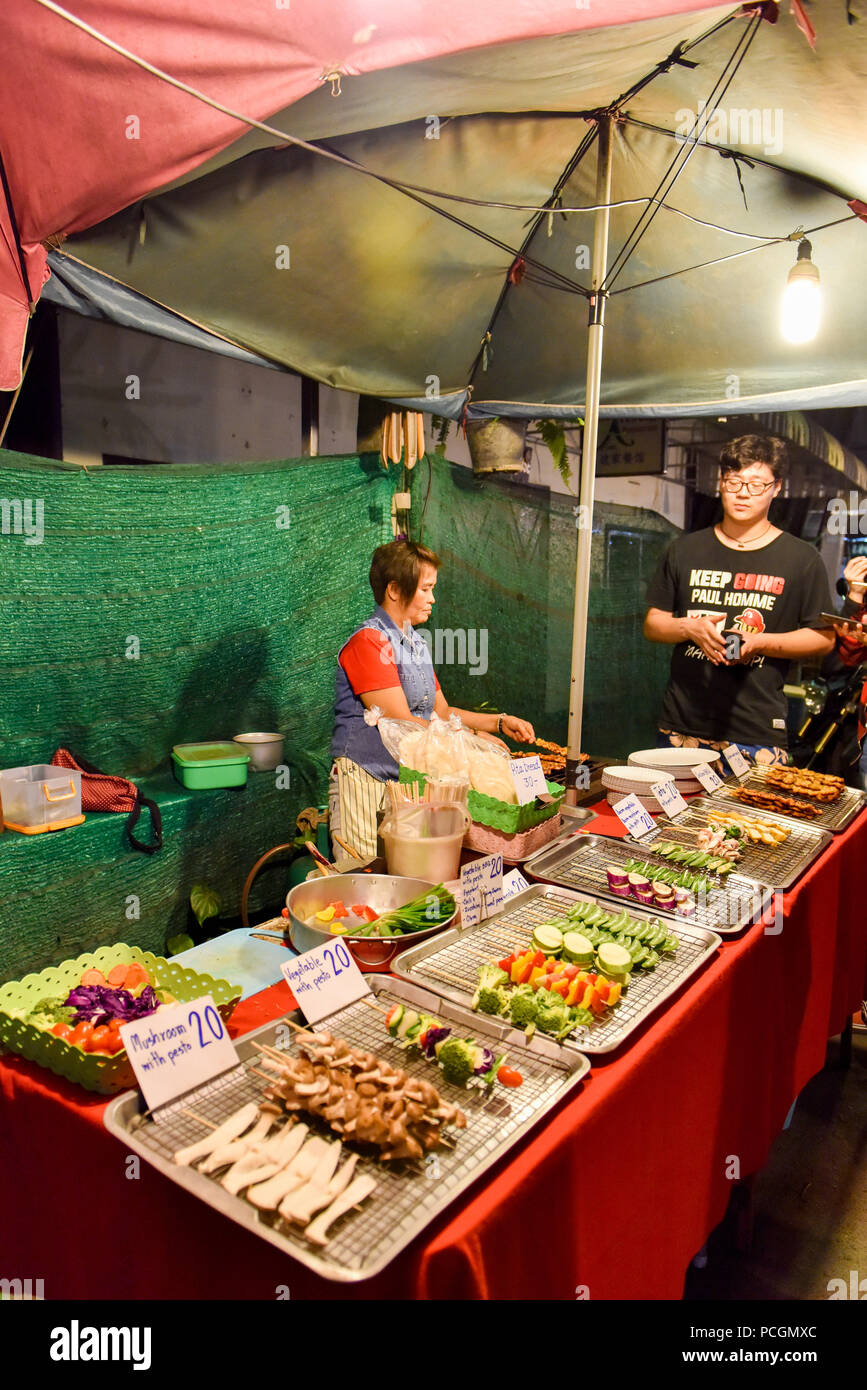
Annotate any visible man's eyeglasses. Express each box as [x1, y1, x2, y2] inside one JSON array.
[[720, 477, 775, 497]]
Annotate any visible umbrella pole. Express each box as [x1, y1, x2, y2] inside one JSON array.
[[566, 115, 613, 804]]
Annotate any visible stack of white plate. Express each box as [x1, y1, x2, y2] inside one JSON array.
[[601, 765, 676, 815], [627, 746, 720, 796]]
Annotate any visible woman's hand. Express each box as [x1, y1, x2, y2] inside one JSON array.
[[500, 714, 535, 744]]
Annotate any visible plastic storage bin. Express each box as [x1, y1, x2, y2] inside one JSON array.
[[0, 764, 84, 833], [172, 741, 250, 789]]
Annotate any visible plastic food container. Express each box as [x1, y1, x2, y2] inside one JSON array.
[[171, 741, 250, 789], [232, 732, 284, 772], [380, 804, 470, 882], [0, 764, 84, 833]]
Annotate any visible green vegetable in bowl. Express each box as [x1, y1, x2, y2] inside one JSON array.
[[351, 883, 456, 937]]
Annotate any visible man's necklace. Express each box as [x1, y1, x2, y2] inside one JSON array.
[[716, 521, 774, 550]]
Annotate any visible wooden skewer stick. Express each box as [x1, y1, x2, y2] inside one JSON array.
[[332, 832, 363, 860], [179, 1107, 217, 1130], [250, 1066, 277, 1083], [360, 997, 388, 1016]]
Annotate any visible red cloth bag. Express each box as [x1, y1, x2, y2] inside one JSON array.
[[50, 749, 162, 854]]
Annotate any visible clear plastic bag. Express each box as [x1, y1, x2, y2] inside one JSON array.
[[364, 708, 516, 803]]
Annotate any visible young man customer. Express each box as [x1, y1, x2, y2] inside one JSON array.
[[643, 434, 835, 765]]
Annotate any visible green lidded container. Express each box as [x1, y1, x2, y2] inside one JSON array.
[[172, 741, 250, 789], [0, 944, 242, 1094]]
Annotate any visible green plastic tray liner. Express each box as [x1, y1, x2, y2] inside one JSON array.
[[0, 944, 242, 1095], [399, 766, 565, 832]]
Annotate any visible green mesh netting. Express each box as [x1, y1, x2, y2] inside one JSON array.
[[0, 448, 393, 980], [410, 455, 678, 755]]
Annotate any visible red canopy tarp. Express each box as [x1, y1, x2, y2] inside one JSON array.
[[2, 0, 731, 388]]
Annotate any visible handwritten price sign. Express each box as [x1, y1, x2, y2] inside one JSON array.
[[611, 793, 658, 841], [281, 940, 369, 1025], [120, 995, 239, 1113], [461, 853, 504, 927]]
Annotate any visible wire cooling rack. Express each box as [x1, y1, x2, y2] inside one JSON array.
[[104, 975, 589, 1282], [393, 883, 721, 1055]]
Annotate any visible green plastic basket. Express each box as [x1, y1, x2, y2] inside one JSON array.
[[0, 944, 242, 1095], [399, 766, 565, 833]]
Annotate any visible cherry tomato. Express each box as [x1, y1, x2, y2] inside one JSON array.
[[51, 1022, 72, 1041], [102, 1032, 125, 1055], [497, 1065, 523, 1088], [69, 1021, 94, 1048], [85, 1025, 112, 1053]]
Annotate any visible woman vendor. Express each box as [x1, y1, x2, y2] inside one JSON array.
[[330, 540, 535, 862]]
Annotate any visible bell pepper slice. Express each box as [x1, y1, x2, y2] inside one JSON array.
[[528, 966, 547, 987], [515, 958, 535, 985], [581, 984, 597, 1011], [564, 978, 583, 1007], [315, 906, 336, 923], [551, 978, 570, 999], [329, 901, 349, 918], [532, 950, 547, 968], [606, 982, 622, 1007], [498, 955, 516, 973]]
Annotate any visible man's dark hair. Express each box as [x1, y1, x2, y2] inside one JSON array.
[[719, 434, 787, 480], [369, 540, 441, 604]]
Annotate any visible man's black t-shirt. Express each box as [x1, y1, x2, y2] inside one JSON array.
[[646, 528, 832, 747]]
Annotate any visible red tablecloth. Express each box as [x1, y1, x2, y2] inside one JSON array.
[[2, 801, 865, 1301]]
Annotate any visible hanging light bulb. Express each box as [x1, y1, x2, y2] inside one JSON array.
[[781, 238, 821, 344]]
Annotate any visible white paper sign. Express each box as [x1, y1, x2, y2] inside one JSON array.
[[502, 868, 530, 902], [120, 994, 239, 1112], [461, 853, 504, 927], [280, 939, 369, 1025], [510, 756, 549, 804], [722, 744, 750, 780], [611, 793, 658, 840], [651, 779, 690, 820], [693, 762, 724, 794]]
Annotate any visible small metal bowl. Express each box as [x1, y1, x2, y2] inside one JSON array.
[[285, 873, 458, 969]]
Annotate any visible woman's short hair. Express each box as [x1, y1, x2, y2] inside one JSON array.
[[369, 540, 441, 604], [720, 434, 788, 480]]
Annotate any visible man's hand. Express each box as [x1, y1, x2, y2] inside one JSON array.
[[831, 615, 867, 647], [684, 613, 729, 665], [734, 631, 767, 662]]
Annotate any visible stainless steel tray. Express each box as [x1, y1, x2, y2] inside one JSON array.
[[523, 833, 771, 935], [392, 883, 721, 1055], [103, 975, 589, 1283], [709, 768, 866, 833], [652, 796, 832, 891]]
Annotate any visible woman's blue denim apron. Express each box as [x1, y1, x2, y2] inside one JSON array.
[[330, 606, 437, 780]]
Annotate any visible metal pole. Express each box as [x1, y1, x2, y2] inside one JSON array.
[[566, 114, 613, 803]]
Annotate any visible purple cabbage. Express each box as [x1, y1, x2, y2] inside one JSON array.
[[473, 1046, 496, 1076], [64, 984, 160, 1028], [421, 1025, 451, 1059]]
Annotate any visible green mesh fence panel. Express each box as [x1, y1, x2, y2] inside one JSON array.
[[0, 448, 394, 980], [411, 455, 678, 756]]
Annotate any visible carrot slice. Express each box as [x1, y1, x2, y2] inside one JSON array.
[[81, 968, 108, 988], [123, 962, 150, 990]]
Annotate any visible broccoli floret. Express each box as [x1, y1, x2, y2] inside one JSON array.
[[436, 1038, 476, 1087], [536, 1002, 570, 1036], [476, 986, 508, 1016], [509, 992, 539, 1028], [471, 964, 509, 1008]]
